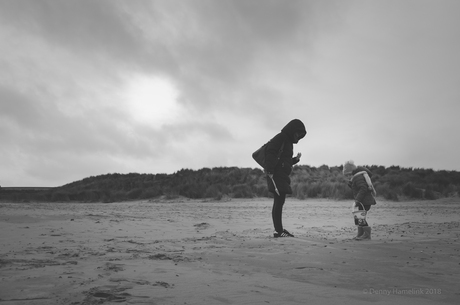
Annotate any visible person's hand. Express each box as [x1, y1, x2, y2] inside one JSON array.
[[294, 152, 302, 162], [265, 171, 273, 179]]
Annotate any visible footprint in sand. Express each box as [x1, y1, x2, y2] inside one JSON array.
[[194, 222, 210, 230], [102, 262, 125, 272], [84, 286, 135, 303]]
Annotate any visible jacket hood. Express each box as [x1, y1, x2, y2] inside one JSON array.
[[352, 166, 373, 178], [281, 119, 306, 143]]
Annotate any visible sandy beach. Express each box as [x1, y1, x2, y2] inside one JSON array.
[[1, 197, 459, 304]]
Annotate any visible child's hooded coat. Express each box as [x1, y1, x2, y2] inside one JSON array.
[[348, 166, 377, 206]]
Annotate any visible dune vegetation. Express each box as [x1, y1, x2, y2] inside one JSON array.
[[1, 165, 460, 203]]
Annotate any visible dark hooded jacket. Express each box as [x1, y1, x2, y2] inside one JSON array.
[[348, 166, 377, 206], [265, 119, 306, 194]]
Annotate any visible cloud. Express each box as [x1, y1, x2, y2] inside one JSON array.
[[1, 0, 460, 186], [0, 85, 44, 130], [0, 0, 144, 61]]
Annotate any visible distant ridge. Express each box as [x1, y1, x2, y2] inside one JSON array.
[[1, 187, 54, 191]]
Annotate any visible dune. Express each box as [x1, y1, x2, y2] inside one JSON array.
[[0, 198, 459, 304]]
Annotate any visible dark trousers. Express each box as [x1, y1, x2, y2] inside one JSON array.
[[272, 192, 286, 233]]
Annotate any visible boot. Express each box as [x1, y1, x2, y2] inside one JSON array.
[[356, 226, 371, 241], [353, 226, 364, 240]]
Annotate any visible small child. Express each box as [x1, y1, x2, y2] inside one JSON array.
[[343, 161, 377, 240]]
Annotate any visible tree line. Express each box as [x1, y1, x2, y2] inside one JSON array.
[[1, 165, 459, 203]]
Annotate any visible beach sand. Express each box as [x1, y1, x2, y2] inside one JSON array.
[[0, 197, 459, 304]]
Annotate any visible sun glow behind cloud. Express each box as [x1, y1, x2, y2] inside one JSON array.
[[1, 0, 460, 187], [123, 75, 181, 127]]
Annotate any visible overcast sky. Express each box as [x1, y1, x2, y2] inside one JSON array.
[[1, 0, 460, 187]]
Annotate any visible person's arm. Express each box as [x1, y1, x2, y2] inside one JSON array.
[[292, 152, 301, 165], [265, 134, 284, 174], [354, 177, 368, 203], [363, 172, 377, 196]]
